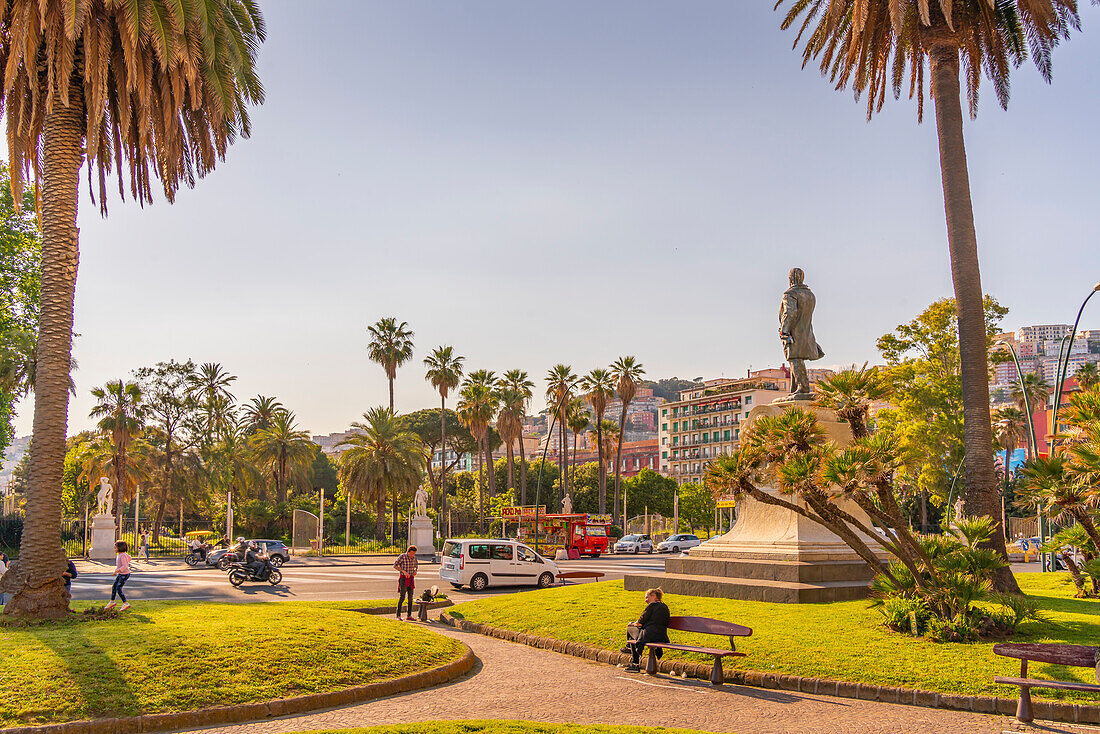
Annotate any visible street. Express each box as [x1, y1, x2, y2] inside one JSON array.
[[68, 553, 669, 604]]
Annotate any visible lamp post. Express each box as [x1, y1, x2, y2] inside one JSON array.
[[533, 378, 581, 554], [1000, 342, 1047, 570], [1051, 283, 1100, 447]]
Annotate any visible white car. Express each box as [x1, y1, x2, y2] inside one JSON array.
[[657, 534, 703, 553], [438, 538, 559, 592], [614, 534, 654, 554]]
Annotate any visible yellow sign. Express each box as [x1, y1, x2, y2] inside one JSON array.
[[716, 498, 737, 509], [587, 514, 612, 524]]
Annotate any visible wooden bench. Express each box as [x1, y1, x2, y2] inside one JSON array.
[[556, 571, 604, 584], [993, 642, 1100, 722], [630, 615, 752, 685]]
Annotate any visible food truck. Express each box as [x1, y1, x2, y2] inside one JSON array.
[[501, 506, 612, 557]]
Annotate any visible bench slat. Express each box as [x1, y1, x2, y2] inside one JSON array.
[[995, 676, 1100, 693], [645, 642, 745, 658], [994, 643, 1099, 668], [556, 571, 604, 579], [668, 615, 752, 637]]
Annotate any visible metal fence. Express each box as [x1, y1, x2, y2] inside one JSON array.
[[0, 514, 213, 559]]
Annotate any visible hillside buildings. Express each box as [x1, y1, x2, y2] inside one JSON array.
[[992, 324, 1100, 398]]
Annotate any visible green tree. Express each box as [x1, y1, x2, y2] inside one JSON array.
[[1, 0, 265, 618], [581, 368, 616, 515], [1075, 363, 1100, 391], [677, 482, 715, 534], [250, 411, 314, 504], [622, 469, 676, 519], [367, 317, 414, 412], [89, 380, 145, 539], [545, 364, 577, 500], [423, 345, 464, 510], [399, 408, 476, 500], [240, 395, 285, 436], [457, 375, 498, 524], [777, 0, 1078, 596], [610, 356, 645, 525], [565, 399, 590, 504], [500, 370, 535, 503]]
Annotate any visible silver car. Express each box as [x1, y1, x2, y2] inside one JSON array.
[[657, 534, 702, 553], [614, 534, 654, 554]]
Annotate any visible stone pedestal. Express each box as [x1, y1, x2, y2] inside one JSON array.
[[409, 515, 436, 562], [625, 401, 889, 603], [88, 514, 117, 561]]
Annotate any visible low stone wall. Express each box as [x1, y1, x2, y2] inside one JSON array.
[[439, 613, 1100, 726]]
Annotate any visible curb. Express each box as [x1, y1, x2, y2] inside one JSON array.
[[437, 613, 1100, 726], [0, 637, 476, 734]]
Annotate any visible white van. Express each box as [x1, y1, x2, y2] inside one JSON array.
[[439, 538, 559, 591]]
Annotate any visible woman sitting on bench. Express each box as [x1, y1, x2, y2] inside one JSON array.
[[621, 587, 670, 673]]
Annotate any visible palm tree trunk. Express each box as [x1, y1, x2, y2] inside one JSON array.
[[571, 432, 578, 503], [376, 489, 386, 542], [437, 397, 446, 511], [388, 376, 395, 414], [7, 83, 84, 618], [597, 419, 606, 514], [477, 434, 485, 525], [613, 404, 628, 525], [518, 434, 527, 505], [114, 451, 125, 542], [928, 41, 1019, 594], [506, 441, 514, 494], [560, 417, 568, 499]]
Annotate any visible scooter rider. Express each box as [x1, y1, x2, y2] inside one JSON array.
[[243, 542, 267, 579], [229, 536, 249, 564]]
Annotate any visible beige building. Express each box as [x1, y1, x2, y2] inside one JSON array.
[[657, 368, 793, 485]]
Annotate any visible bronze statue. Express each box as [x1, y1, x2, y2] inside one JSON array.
[[779, 267, 824, 397]]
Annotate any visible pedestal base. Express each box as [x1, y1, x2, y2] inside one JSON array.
[[88, 514, 117, 561], [409, 516, 436, 561]]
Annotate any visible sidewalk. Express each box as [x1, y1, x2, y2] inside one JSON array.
[[173, 620, 1062, 734]]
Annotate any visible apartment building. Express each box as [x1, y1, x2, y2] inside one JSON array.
[[658, 368, 792, 485]]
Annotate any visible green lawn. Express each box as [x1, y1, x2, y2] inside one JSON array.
[[0, 600, 465, 727], [447, 573, 1100, 703], [298, 723, 718, 734]]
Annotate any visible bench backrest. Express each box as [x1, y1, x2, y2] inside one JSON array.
[[668, 615, 753, 638], [994, 643, 1100, 668]]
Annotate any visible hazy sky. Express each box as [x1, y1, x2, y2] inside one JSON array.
[[10, 1, 1100, 439]]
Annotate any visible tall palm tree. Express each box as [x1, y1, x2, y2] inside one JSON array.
[[496, 386, 526, 496], [776, 0, 1077, 593], [367, 317, 415, 412], [545, 365, 577, 501], [501, 370, 535, 504], [467, 370, 499, 498], [0, 0, 264, 617], [610, 356, 645, 524], [565, 399, 590, 505], [240, 395, 285, 436], [338, 407, 426, 543], [89, 380, 145, 539], [209, 421, 261, 514], [1075, 363, 1100, 391], [1012, 373, 1050, 459], [250, 411, 314, 504], [581, 368, 617, 515], [423, 346, 464, 511], [457, 376, 498, 524]]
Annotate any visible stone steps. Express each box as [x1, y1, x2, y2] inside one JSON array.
[[664, 555, 876, 584], [623, 571, 874, 604]]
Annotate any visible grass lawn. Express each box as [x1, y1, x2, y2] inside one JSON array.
[[297, 723, 717, 734], [0, 600, 464, 728], [447, 573, 1100, 703]]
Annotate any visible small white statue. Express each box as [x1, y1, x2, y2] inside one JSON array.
[[561, 494, 573, 514], [412, 486, 429, 518], [96, 477, 114, 517]]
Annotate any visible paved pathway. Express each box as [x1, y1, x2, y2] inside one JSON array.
[[171, 620, 1085, 734]]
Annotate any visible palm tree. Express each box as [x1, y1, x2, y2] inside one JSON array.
[[0, 0, 265, 617], [240, 396, 285, 436], [496, 386, 526, 496], [545, 365, 577, 500], [367, 317, 415, 412], [209, 422, 261, 521], [581, 368, 617, 515], [1075, 363, 1100, 391], [423, 346, 464, 511], [339, 407, 426, 543], [776, 0, 1076, 593], [0, 327, 77, 400], [457, 375, 498, 524], [1011, 373, 1050, 459], [250, 411, 314, 504], [89, 380, 145, 539], [501, 370, 535, 504], [565, 399, 590, 506], [610, 356, 645, 523], [467, 369, 499, 498], [1020, 456, 1100, 554]]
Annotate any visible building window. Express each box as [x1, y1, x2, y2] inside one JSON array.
[[662, 409, 667, 417], [661, 437, 667, 446], [661, 423, 667, 431], [673, 437, 678, 446], [662, 451, 667, 459], [745, 396, 752, 404], [724, 430, 731, 440]]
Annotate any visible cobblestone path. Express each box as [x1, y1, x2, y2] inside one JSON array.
[[174, 621, 1087, 734]]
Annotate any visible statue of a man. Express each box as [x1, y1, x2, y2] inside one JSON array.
[[96, 477, 114, 517], [412, 486, 429, 518], [561, 494, 573, 514], [779, 267, 825, 397]]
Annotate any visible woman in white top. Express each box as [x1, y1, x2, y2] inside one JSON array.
[[0, 552, 8, 606]]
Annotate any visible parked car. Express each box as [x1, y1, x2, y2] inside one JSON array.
[[206, 539, 291, 569], [657, 534, 702, 553], [614, 534, 654, 554], [439, 538, 559, 591]]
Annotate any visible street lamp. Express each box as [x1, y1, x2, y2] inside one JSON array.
[[1051, 283, 1100, 446]]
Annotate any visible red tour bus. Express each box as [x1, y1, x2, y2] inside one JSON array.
[[501, 506, 612, 557]]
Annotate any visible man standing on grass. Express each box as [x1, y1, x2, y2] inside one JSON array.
[[393, 545, 418, 621]]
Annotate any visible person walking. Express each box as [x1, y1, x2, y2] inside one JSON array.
[[140, 530, 150, 561], [61, 558, 78, 594], [621, 587, 670, 672], [104, 540, 132, 612], [393, 545, 418, 621], [0, 552, 8, 606]]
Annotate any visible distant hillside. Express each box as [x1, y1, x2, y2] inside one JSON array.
[[642, 377, 704, 403]]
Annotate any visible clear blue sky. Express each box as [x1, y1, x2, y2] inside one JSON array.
[[12, 1, 1100, 438]]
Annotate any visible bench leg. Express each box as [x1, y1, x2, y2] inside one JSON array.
[[711, 657, 724, 686], [1017, 685, 1033, 723], [418, 604, 428, 622], [646, 649, 658, 675]]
